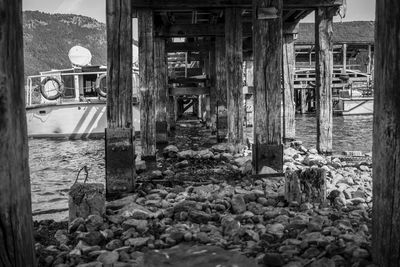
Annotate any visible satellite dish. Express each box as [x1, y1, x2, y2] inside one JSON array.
[[68, 45, 92, 67]]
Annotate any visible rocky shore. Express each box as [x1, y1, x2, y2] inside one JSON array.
[[34, 123, 374, 267]]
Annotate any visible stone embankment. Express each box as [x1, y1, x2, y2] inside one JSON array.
[[34, 140, 374, 267]]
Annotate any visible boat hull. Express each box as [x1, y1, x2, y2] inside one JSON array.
[[26, 102, 140, 139]]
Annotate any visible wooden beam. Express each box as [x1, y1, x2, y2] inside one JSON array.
[[132, 0, 343, 9], [139, 9, 157, 160], [253, 0, 283, 173], [315, 7, 334, 154], [373, 1, 400, 265], [106, 0, 135, 197], [283, 33, 296, 141], [216, 36, 228, 142], [367, 44, 372, 75], [154, 37, 168, 143], [226, 8, 244, 147], [169, 87, 211, 96], [157, 23, 252, 37], [166, 41, 212, 52], [0, 0, 36, 265]]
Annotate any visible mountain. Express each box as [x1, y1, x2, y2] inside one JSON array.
[[23, 11, 107, 77]]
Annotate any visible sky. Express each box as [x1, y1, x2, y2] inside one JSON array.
[[23, 0, 376, 23]]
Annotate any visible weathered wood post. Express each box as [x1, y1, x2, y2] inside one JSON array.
[[373, 0, 400, 265], [0, 0, 36, 265], [367, 44, 372, 75], [283, 24, 297, 142], [216, 36, 228, 142], [342, 43, 347, 73], [252, 0, 283, 173], [209, 47, 217, 134], [315, 7, 335, 154], [225, 8, 244, 148], [154, 37, 168, 143], [139, 9, 157, 164], [105, 0, 135, 197]]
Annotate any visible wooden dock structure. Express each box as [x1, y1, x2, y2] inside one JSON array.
[[5, 0, 400, 266]]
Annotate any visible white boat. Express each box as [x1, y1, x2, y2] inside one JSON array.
[[26, 46, 140, 139]]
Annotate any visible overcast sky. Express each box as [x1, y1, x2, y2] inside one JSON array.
[[23, 0, 376, 23]]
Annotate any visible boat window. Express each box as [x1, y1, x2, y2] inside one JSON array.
[[83, 74, 98, 97]]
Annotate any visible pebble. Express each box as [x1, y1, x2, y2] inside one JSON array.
[[33, 139, 374, 267]]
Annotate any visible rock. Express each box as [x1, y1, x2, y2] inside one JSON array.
[[107, 195, 137, 210], [303, 154, 327, 166], [85, 215, 104, 232], [143, 244, 257, 267], [118, 202, 154, 219], [77, 231, 105, 246], [69, 217, 85, 233], [163, 145, 179, 157], [352, 248, 370, 259], [260, 166, 278, 175], [54, 230, 68, 245], [231, 195, 246, 214], [263, 252, 284, 267], [105, 239, 122, 251], [136, 160, 147, 172], [309, 258, 335, 267], [189, 210, 212, 224], [150, 170, 163, 179], [221, 216, 241, 237], [176, 160, 189, 168], [122, 219, 148, 233], [96, 251, 119, 265], [126, 237, 150, 248], [266, 223, 285, 239], [177, 150, 194, 159]]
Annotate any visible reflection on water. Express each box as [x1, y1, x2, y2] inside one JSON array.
[[295, 114, 373, 153], [29, 114, 373, 218]]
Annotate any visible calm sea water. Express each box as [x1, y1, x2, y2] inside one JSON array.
[[29, 114, 373, 218]]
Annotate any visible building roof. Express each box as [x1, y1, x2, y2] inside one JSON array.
[[296, 21, 375, 45]]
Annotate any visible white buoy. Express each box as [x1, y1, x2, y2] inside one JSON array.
[[68, 45, 92, 67]]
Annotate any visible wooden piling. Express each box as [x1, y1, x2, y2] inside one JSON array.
[[154, 37, 168, 143], [283, 33, 296, 141], [225, 8, 244, 147], [0, 0, 36, 265], [342, 43, 347, 73], [252, 0, 283, 173], [139, 9, 157, 161], [315, 7, 334, 154], [209, 48, 217, 134], [372, 0, 400, 265], [215, 36, 228, 142], [106, 0, 135, 197]]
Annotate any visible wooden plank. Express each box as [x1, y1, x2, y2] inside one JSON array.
[[169, 87, 211, 96], [283, 33, 296, 141], [0, 0, 36, 265], [253, 0, 283, 172], [342, 43, 347, 73], [132, 0, 343, 9], [226, 8, 244, 147], [106, 0, 135, 197], [373, 1, 400, 265], [169, 78, 208, 84], [215, 36, 228, 142], [315, 7, 334, 153], [139, 8, 157, 159], [154, 37, 168, 143]]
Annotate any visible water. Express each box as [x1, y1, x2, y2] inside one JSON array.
[[29, 114, 373, 218]]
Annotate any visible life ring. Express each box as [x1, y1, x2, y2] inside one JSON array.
[[40, 77, 64, 100], [95, 74, 107, 97]]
